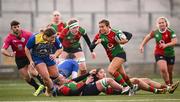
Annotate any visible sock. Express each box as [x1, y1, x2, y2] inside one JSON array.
[[105, 87, 121, 95], [36, 74, 44, 85], [148, 85, 157, 93], [27, 78, 39, 90], [165, 80, 170, 85], [113, 72, 128, 87], [121, 74, 133, 87]]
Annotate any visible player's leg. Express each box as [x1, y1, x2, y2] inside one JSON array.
[[74, 51, 87, 75], [167, 65, 173, 85], [138, 78, 166, 89], [28, 65, 44, 85], [166, 56, 175, 85], [130, 78, 165, 94], [108, 57, 130, 87], [35, 63, 54, 94], [96, 78, 123, 92], [155, 55, 170, 85], [16, 57, 40, 91]]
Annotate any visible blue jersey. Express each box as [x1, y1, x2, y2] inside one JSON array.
[[58, 59, 79, 78], [26, 33, 62, 66]]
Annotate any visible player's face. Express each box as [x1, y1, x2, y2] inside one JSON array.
[[158, 18, 167, 31], [70, 26, 79, 35], [44, 34, 56, 43], [99, 23, 109, 34], [53, 14, 60, 21], [11, 25, 20, 35], [96, 69, 106, 79]]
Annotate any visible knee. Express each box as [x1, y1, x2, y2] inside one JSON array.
[[160, 68, 167, 73], [106, 78, 114, 84], [133, 79, 140, 84], [107, 68, 115, 75]]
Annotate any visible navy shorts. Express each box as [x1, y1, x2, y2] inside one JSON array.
[[155, 55, 175, 65], [114, 52, 126, 62], [32, 55, 56, 67]]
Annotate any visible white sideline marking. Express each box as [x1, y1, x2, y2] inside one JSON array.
[[1, 99, 180, 102]]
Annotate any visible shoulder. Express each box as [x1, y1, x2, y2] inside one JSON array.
[[167, 28, 175, 33]]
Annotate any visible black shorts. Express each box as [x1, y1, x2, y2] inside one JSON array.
[[82, 82, 100, 96], [155, 55, 175, 65], [114, 52, 126, 62], [64, 47, 82, 53], [15, 56, 30, 70]]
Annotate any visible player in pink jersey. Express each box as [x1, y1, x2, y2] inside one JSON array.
[[140, 17, 178, 85], [1, 20, 44, 95]]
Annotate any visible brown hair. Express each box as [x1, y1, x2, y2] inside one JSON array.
[[68, 19, 78, 26], [43, 28, 56, 37], [99, 19, 110, 27], [10, 20, 20, 27]]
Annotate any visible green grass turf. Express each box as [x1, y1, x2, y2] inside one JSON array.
[[0, 78, 180, 102]]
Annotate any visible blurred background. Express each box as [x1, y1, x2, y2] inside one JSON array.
[[0, 0, 180, 79]]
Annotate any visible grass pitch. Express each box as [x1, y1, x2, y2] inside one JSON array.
[[0, 78, 180, 102]]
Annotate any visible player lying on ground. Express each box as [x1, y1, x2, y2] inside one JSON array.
[[43, 69, 131, 96]]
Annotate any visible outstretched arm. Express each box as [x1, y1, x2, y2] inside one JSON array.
[[139, 34, 152, 53]]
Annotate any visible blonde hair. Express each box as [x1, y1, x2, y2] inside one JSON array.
[[52, 10, 61, 16], [156, 16, 170, 28]]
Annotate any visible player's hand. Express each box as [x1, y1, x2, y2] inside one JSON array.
[[49, 54, 56, 60], [85, 76, 94, 84], [91, 52, 96, 59], [9, 51, 16, 57], [30, 61, 35, 68], [139, 45, 144, 53], [95, 39, 102, 44], [89, 69, 96, 75], [159, 43, 167, 49]]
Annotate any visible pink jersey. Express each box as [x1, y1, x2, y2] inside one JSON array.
[[2, 30, 32, 57]]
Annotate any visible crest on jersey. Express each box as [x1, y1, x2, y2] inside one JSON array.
[[21, 37, 25, 42]]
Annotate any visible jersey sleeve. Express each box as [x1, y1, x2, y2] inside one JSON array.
[[2, 36, 11, 49], [26, 35, 35, 49], [79, 27, 86, 36], [170, 29, 176, 38], [149, 30, 155, 38]]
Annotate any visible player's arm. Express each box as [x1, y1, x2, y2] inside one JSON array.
[[1, 37, 15, 57], [54, 37, 63, 58], [25, 36, 35, 67], [82, 34, 93, 52], [139, 31, 154, 53], [90, 34, 100, 52], [164, 31, 178, 48], [1, 48, 15, 57], [71, 69, 96, 82]]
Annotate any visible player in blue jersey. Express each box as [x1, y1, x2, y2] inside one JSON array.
[[57, 53, 79, 79]]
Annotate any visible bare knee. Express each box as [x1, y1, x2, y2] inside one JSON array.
[[106, 78, 114, 84]]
